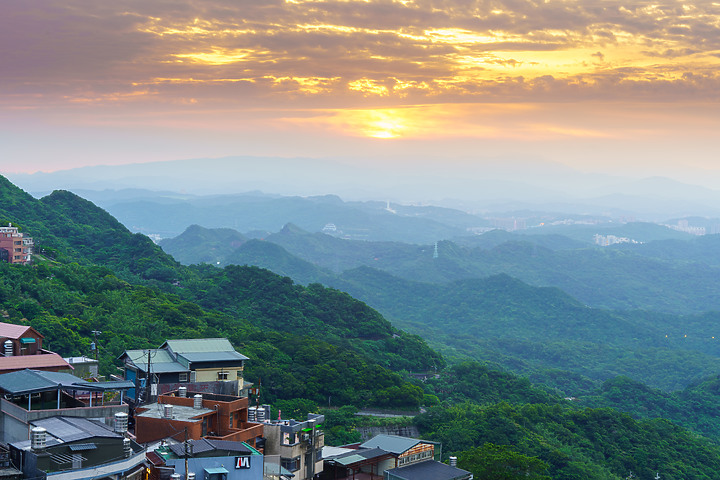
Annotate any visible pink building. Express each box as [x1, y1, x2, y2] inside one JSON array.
[[0, 224, 33, 264]]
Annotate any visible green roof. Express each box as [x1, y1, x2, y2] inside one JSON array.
[[162, 338, 236, 354]]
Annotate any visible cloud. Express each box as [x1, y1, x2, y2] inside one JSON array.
[[1, 0, 719, 111]]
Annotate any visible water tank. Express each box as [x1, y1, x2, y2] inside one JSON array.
[[163, 404, 174, 419], [178, 386, 187, 398], [123, 438, 132, 458], [450, 456, 457, 467], [4, 340, 12, 357], [114, 412, 129, 434], [171, 474, 181, 480], [31, 427, 47, 451], [188, 473, 196, 480], [193, 394, 203, 409], [248, 406, 257, 422], [256, 407, 265, 422]]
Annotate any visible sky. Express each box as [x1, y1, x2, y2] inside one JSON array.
[[1, 0, 719, 186]]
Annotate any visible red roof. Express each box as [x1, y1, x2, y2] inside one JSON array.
[[0, 352, 71, 372], [0, 322, 42, 340]]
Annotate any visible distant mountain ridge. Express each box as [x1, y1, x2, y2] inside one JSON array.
[[161, 223, 720, 314]]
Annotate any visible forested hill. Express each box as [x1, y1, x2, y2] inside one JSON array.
[[0, 176, 178, 279], [8, 176, 720, 477], [0, 174, 442, 380], [161, 222, 720, 313]]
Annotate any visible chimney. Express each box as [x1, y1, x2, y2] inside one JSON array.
[[178, 386, 187, 398], [193, 394, 203, 409], [114, 412, 128, 434], [31, 427, 47, 451]]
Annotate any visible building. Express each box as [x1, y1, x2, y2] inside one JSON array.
[[64, 356, 100, 380], [134, 390, 264, 449], [0, 369, 134, 444], [0, 322, 72, 374], [0, 224, 33, 265], [8, 415, 146, 480], [147, 439, 264, 480], [384, 460, 472, 480], [120, 338, 249, 404], [321, 435, 441, 480], [260, 411, 324, 480]]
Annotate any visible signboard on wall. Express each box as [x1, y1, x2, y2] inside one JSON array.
[[235, 456, 250, 469]]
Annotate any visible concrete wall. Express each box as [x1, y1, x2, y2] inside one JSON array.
[[167, 455, 262, 480]]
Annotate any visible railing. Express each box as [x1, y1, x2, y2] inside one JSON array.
[[205, 423, 264, 443]]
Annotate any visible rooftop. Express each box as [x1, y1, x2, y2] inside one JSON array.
[[385, 460, 471, 480], [122, 349, 187, 374], [0, 352, 71, 372], [11, 416, 126, 451], [0, 322, 39, 340], [136, 403, 213, 422], [0, 369, 133, 395], [360, 435, 424, 455], [325, 447, 393, 466], [162, 338, 240, 354]]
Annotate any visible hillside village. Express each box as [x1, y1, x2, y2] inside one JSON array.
[[7, 183, 720, 480], [0, 322, 471, 480]]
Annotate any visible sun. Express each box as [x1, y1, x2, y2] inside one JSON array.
[[340, 109, 410, 139]]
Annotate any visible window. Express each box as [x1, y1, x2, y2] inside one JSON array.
[[281, 457, 300, 472], [217, 371, 229, 380], [179, 372, 188, 382]]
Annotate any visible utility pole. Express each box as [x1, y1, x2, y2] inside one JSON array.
[[146, 349, 152, 404], [184, 427, 189, 480], [91, 330, 102, 361]]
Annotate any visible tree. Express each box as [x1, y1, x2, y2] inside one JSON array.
[[458, 443, 551, 480]]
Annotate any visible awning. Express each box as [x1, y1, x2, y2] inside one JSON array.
[[20, 338, 36, 344], [204, 467, 229, 474], [69, 443, 97, 451]]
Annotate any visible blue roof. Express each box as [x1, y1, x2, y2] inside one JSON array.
[[0, 369, 133, 395], [360, 435, 422, 455], [385, 460, 471, 480]]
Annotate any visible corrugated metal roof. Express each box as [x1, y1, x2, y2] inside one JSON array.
[[33, 416, 120, 442], [0, 353, 71, 373], [205, 439, 253, 453], [0, 369, 134, 395], [168, 439, 253, 458], [328, 447, 391, 466], [0, 322, 37, 340], [385, 460, 471, 480], [123, 349, 187, 373], [360, 435, 421, 455], [162, 338, 235, 354], [178, 351, 248, 363]]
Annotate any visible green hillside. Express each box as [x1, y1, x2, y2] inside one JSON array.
[[7, 176, 720, 477], [0, 176, 440, 406], [162, 223, 720, 313]]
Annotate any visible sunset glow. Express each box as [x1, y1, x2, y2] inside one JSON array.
[[0, 0, 718, 179]]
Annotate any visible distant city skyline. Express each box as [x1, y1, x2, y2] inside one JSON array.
[[1, 1, 719, 189]]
